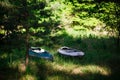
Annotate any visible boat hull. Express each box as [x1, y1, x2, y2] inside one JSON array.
[[58, 47, 85, 57], [29, 47, 53, 61]]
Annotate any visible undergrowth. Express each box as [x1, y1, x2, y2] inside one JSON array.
[[0, 29, 120, 80]]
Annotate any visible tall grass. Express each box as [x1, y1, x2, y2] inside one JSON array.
[[0, 28, 120, 80]]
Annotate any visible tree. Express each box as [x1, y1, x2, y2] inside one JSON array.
[[0, 0, 59, 65], [21, 0, 29, 65]]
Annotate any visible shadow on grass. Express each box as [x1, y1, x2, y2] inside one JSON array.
[[0, 54, 21, 80], [0, 66, 21, 80], [48, 68, 110, 80], [50, 31, 120, 80], [0, 30, 120, 80], [26, 58, 111, 80], [54, 53, 120, 80]]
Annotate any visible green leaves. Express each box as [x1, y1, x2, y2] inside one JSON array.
[[0, 0, 120, 46]]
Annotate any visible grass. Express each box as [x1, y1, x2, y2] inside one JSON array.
[[0, 28, 120, 80]]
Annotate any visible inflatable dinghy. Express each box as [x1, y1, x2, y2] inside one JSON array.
[[29, 47, 53, 61], [58, 46, 85, 57]]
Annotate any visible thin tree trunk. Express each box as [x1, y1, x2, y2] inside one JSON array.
[[117, 27, 120, 48], [25, 24, 29, 65], [22, 0, 29, 66]]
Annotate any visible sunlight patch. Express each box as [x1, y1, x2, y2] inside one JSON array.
[[18, 63, 26, 73], [80, 65, 111, 76], [52, 63, 111, 76], [0, 53, 8, 59], [20, 74, 37, 80]]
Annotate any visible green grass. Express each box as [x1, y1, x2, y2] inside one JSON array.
[[0, 28, 120, 80]]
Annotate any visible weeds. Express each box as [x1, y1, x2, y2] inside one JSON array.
[[0, 28, 120, 80]]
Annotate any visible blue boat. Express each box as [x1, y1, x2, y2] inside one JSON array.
[[29, 47, 53, 61]]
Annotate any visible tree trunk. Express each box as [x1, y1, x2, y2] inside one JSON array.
[[22, 0, 29, 66], [25, 24, 29, 65], [117, 27, 120, 48]]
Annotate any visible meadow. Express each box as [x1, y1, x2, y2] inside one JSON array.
[[0, 28, 120, 80]]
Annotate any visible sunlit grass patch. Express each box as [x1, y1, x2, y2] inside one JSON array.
[[20, 74, 37, 80], [46, 62, 111, 80], [18, 63, 26, 73], [51, 63, 111, 76], [64, 26, 115, 39], [65, 27, 90, 38], [0, 53, 8, 59], [80, 65, 111, 76]]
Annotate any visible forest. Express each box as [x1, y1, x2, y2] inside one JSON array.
[[0, 0, 120, 80]]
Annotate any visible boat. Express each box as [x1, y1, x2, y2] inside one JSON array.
[[58, 46, 85, 57], [29, 47, 53, 61]]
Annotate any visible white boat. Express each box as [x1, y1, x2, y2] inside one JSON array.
[[58, 46, 85, 57]]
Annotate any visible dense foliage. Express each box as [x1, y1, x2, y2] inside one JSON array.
[[0, 0, 120, 46]]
